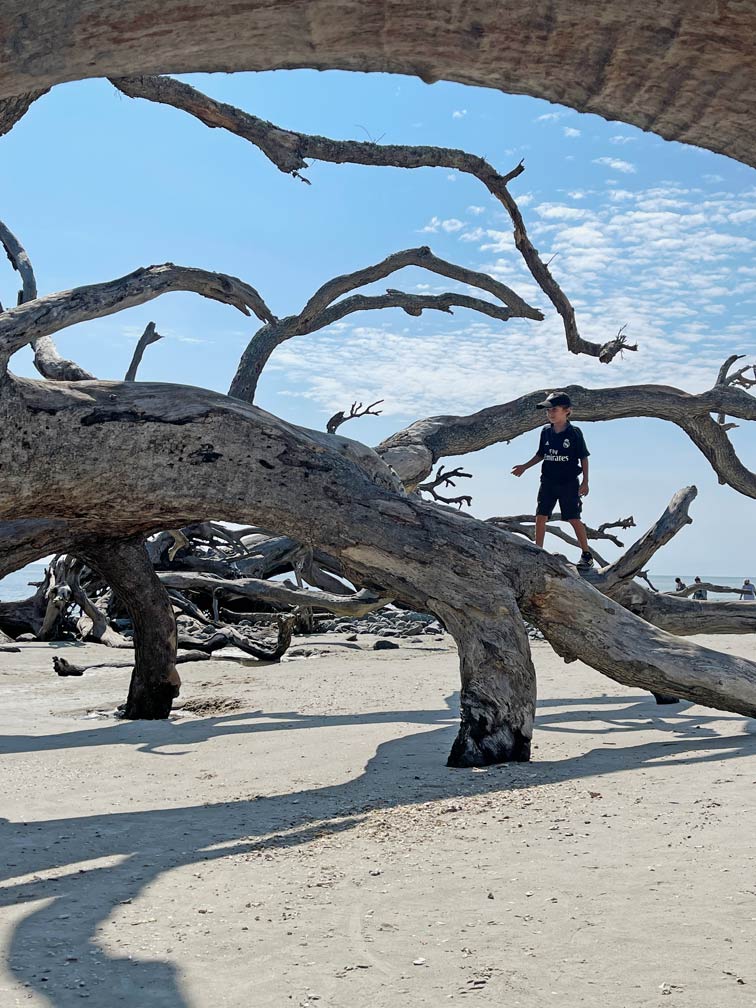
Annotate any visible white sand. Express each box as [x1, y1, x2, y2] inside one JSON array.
[[0, 632, 755, 1007]]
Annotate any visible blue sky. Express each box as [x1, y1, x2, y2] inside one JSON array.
[[1, 70, 754, 575]]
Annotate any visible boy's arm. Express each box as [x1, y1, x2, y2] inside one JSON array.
[[579, 456, 590, 495], [511, 452, 542, 477]]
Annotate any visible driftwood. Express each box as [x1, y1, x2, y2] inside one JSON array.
[[4, 368, 756, 765]]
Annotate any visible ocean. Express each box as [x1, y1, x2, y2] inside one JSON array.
[[0, 563, 751, 602]]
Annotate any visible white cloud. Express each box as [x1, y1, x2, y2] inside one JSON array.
[[452, 109, 467, 119], [593, 156, 637, 174], [535, 111, 563, 122], [419, 216, 465, 234], [534, 203, 589, 220], [467, 205, 486, 215], [563, 126, 581, 138], [609, 135, 637, 145]]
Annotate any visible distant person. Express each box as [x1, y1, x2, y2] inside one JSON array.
[[739, 579, 756, 601], [692, 577, 707, 600], [674, 577, 687, 593], [511, 391, 593, 569]]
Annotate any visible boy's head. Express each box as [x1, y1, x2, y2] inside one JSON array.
[[536, 390, 572, 422]]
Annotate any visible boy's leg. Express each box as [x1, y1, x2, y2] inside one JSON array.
[[535, 514, 548, 547], [568, 518, 591, 552], [558, 483, 594, 567], [534, 484, 557, 548]]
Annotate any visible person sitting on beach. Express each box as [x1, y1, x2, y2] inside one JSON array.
[[511, 391, 594, 570], [739, 579, 756, 601], [692, 577, 707, 600], [674, 577, 687, 593]]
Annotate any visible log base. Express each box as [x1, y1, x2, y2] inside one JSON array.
[[121, 680, 180, 720], [447, 722, 531, 767]]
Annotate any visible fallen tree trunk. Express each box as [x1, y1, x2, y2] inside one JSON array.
[[3, 373, 756, 763]]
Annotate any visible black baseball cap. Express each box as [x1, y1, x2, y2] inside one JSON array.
[[536, 391, 572, 409]]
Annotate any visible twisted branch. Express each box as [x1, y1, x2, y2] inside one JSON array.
[[111, 74, 626, 362]]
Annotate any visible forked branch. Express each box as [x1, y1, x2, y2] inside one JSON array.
[[326, 400, 384, 434], [111, 74, 628, 362]]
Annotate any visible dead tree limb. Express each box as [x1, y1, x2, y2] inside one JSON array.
[[156, 572, 392, 616], [417, 465, 473, 508], [0, 219, 95, 381], [125, 321, 163, 381], [597, 487, 696, 591], [75, 536, 181, 719], [229, 246, 540, 404], [326, 400, 384, 435], [0, 263, 275, 372], [111, 75, 629, 362], [377, 374, 756, 495]]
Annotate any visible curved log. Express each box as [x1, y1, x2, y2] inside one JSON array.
[[157, 572, 391, 616], [228, 245, 542, 403], [0, 219, 95, 381], [0, 4, 754, 168]]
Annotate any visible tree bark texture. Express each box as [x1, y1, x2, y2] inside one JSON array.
[[0, 3, 754, 167]]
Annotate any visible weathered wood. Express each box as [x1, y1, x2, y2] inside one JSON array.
[[0, 219, 95, 381], [598, 487, 696, 590], [124, 321, 162, 381], [3, 373, 756, 762], [0, 3, 754, 170], [378, 380, 756, 494], [228, 245, 540, 404], [157, 572, 392, 616], [0, 263, 274, 372], [75, 537, 180, 719]]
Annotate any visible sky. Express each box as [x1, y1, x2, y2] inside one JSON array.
[[0, 70, 754, 575]]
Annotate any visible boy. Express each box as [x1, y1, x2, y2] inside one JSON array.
[[511, 391, 594, 569]]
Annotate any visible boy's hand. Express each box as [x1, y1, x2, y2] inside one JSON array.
[[579, 480, 589, 497], [511, 464, 527, 477]]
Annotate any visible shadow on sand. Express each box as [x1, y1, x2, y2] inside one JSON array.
[[0, 691, 753, 1006]]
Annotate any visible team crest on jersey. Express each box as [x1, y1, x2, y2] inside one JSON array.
[[563, 438, 570, 447]]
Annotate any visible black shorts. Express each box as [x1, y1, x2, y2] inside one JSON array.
[[536, 479, 582, 520]]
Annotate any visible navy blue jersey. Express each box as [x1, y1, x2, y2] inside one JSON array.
[[537, 422, 589, 483]]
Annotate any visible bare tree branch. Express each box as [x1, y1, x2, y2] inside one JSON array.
[[111, 74, 627, 362], [125, 321, 163, 381], [157, 572, 392, 616], [229, 246, 538, 404], [595, 487, 696, 590], [418, 465, 473, 508], [0, 263, 275, 372], [326, 400, 384, 434], [378, 373, 756, 496]]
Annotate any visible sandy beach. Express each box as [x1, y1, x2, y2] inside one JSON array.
[[0, 632, 755, 1007]]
